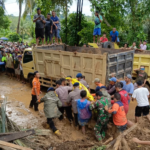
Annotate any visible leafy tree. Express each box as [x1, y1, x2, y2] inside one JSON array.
[[7, 32, 21, 42], [78, 21, 94, 44], [61, 13, 88, 46], [16, 0, 24, 33], [0, 6, 10, 29]]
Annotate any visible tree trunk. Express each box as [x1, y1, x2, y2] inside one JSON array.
[[17, 1, 22, 34]]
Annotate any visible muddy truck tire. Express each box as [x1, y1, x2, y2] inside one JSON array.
[[29, 75, 34, 87], [102, 41, 112, 48]]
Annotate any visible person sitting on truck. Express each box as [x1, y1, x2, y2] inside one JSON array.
[[120, 74, 134, 104], [76, 73, 88, 88], [129, 42, 137, 50], [107, 77, 117, 95], [29, 71, 41, 111], [110, 28, 119, 44], [55, 80, 74, 125], [136, 41, 147, 51], [134, 66, 148, 90], [93, 78, 104, 88], [100, 33, 108, 43], [37, 87, 62, 137], [120, 43, 129, 50], [45, 13, 53, 45], [105, 93, 127, 133], [33, 8, 46, 46], [93, 11, 103, 44]]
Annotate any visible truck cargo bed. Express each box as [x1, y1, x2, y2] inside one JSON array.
[[33, 45, 134, 89]]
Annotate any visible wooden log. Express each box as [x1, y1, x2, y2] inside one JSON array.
[[113, 136, 122, 150], [121, 138, 131, 150], [78, 144, 94, 148], [118, 142, 122, 150], [0, 140, 33, 150], [103, 137, 113, 145], [0, 145, 16, 150], [106, 123, 138, 149]]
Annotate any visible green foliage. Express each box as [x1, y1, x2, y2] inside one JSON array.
[[78, 21, 94, 44], [35, 0, 73, 17], [90, 0, 150, 46], [61, 13, 89, 46], [7, 32, 21, 42], [91, 145, 106, 150], [0, 7, 11, 29], [29, 38, 36, 46]]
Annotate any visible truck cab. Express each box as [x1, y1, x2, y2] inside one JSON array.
[[22, 48, 35, 86]]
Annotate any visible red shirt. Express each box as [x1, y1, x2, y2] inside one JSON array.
[[100, 37, 108, 43], [119, 90, 130, 114]]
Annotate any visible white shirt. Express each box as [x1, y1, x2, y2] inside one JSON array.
[[140, 44, 147, 50], [132, 87, 149, 107]]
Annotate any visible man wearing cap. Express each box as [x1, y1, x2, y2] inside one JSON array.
[[93, 78, 104, 88], [76, 73, 88, 87], [120, 74, 134, 103], [67, 82, 82, 128], [29, 71, 41, 111], [107, 77, 117, 95], [33, 8, 46, 46], [134, 66, 148, 90], [37, 87, 62, 137], [55, 80, 73, 124]]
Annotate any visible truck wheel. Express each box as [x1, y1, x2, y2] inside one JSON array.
[[29, 75, 34, 87], [102, 41, 112, 48]]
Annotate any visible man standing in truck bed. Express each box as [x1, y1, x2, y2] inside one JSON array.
[[33, 8, 45, 46], [29, 71, 41, 111]]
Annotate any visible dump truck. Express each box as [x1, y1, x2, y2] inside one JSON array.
[[132, 51, 150, 86], [22, 45, 134, 89]]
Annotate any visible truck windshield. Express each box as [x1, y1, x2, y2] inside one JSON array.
[[23, 51, 33, 63]]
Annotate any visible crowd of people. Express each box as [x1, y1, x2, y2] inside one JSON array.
[[33, 8, 62, 46], [0, 41, 29, 82], [30, 67, 149, 142]]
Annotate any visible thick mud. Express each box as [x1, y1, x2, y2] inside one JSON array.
[[0, 73, 148, 150]]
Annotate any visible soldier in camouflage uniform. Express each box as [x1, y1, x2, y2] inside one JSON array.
[[89, 91, 109, 141]]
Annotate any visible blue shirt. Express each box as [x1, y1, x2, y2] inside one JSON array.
[[121, 80, 134, 98], [51, 16, 59, 29], [110, 31, 119, 42]]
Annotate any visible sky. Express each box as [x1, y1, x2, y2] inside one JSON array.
[[5, 0, 92, 16]]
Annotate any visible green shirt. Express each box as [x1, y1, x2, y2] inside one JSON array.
[[94, 15, 103, 29], [2, 56, 6, 62]]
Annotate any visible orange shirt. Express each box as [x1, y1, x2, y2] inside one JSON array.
[[31, 77, 41, 95], [108, 101, 127, 126], [98, 83, 104, 87]]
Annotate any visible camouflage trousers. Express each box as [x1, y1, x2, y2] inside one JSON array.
[[94, 121, 108, 141]]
